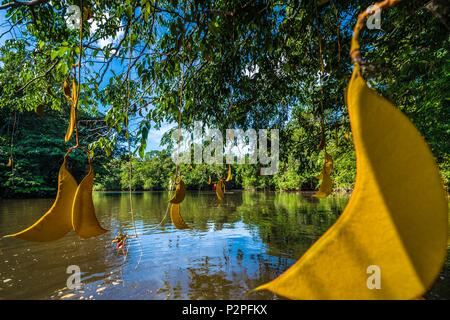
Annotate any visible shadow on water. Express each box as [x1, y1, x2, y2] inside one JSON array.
[[0, 191, 448, 299]]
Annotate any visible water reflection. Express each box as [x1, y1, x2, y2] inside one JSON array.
[[0, 191, 448, 299]]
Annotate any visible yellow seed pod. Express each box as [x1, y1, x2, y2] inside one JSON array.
[[4, 159, 77, 241], [170, 203, 189, 230], [225, 165, 232, 182], [72, 163, 108, 239], [169, 179, 186, 204], [64, 80, 78, 142], [255, 64, 448, 300], [216, 179, 224, 203]]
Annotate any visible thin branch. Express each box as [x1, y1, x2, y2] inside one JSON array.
[[148, 1, 184, 19], [0, 15, 24, 39], [15, 58, 59, 93], [97, 21, 132, 84], [0, 0, 49, 10]]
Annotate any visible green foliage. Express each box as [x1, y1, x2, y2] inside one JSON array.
[[0, 0, 448, 196], [273, 155, 303, 191], [0, 106, 117, 197]]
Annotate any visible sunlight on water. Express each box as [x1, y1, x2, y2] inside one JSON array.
[[0, 191, 448, 299]]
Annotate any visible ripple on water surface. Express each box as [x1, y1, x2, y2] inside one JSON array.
[[0, 191, 448, 299]]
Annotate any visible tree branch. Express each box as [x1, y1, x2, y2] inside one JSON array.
[[0, 0, 49, 10], [97, 20, 132, 84], [15, 58, 59, 93]]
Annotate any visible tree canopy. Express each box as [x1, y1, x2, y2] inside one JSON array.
[[0, 0, 448, 196]]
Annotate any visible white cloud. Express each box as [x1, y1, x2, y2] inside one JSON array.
[[145, 122, 174, 151], [90, 13, 125, 49], [242, 63, 259, 79]]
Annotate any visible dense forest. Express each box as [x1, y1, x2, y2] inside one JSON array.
[[0, 0, 448, 198]]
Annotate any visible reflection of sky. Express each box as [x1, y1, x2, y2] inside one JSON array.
[[2, 192, 448, 299], [97, 220, 293, 299], [0, 191, 300, 299]]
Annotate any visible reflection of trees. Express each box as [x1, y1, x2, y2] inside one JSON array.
[[145, 189, 350, 300], [94, 191, 246, 233], [92, 191, 349, 300], [183, 246, 295, 299], [155, 249, 282, 300], [156, 271, 184, 300], [95, 191, 172, 232], [172, 191, 244, 231], [187, 262, 235, 299], [237, 192, 348, 259], [9, 192, 448, 300]]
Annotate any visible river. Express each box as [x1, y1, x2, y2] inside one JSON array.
[[0, 191, 448, 299]]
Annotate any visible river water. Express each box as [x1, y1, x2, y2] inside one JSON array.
[[0, 191, 448, 299]]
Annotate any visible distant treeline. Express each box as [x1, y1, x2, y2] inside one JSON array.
[[1, 107, 448, 198], [93, 149, 357, 193]]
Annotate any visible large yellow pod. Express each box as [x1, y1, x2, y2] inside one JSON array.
[[225, 165, 232, 182], [314, 153, 333, 198], [72, 164, 108, 239], [4, 159, 77, 242], [169, 179, 186, 204], [255, 65, 448, 299], [216, 179, 224, 203], [170, 203, 190, 230]]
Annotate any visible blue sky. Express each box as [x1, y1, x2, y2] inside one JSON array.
[[0, 8, 171, 152], [0, 10, 10, 47]]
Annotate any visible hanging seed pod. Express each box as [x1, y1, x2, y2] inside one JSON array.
[[4, 158, 77, 241], [64, 79, 78, 142], [318, 136, 325, 150], [36, 104, 45, 117], [169, 179, 186, 204], [83, 6, 93, 21], [170, 203, 190, 230], [314, 153, 333, 198], [225, 165, 232, 182], [63, 79, 72, 101], [216, 179, 225, 203], [72, 162, 108, 239], [324, 153, 333, 175]]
